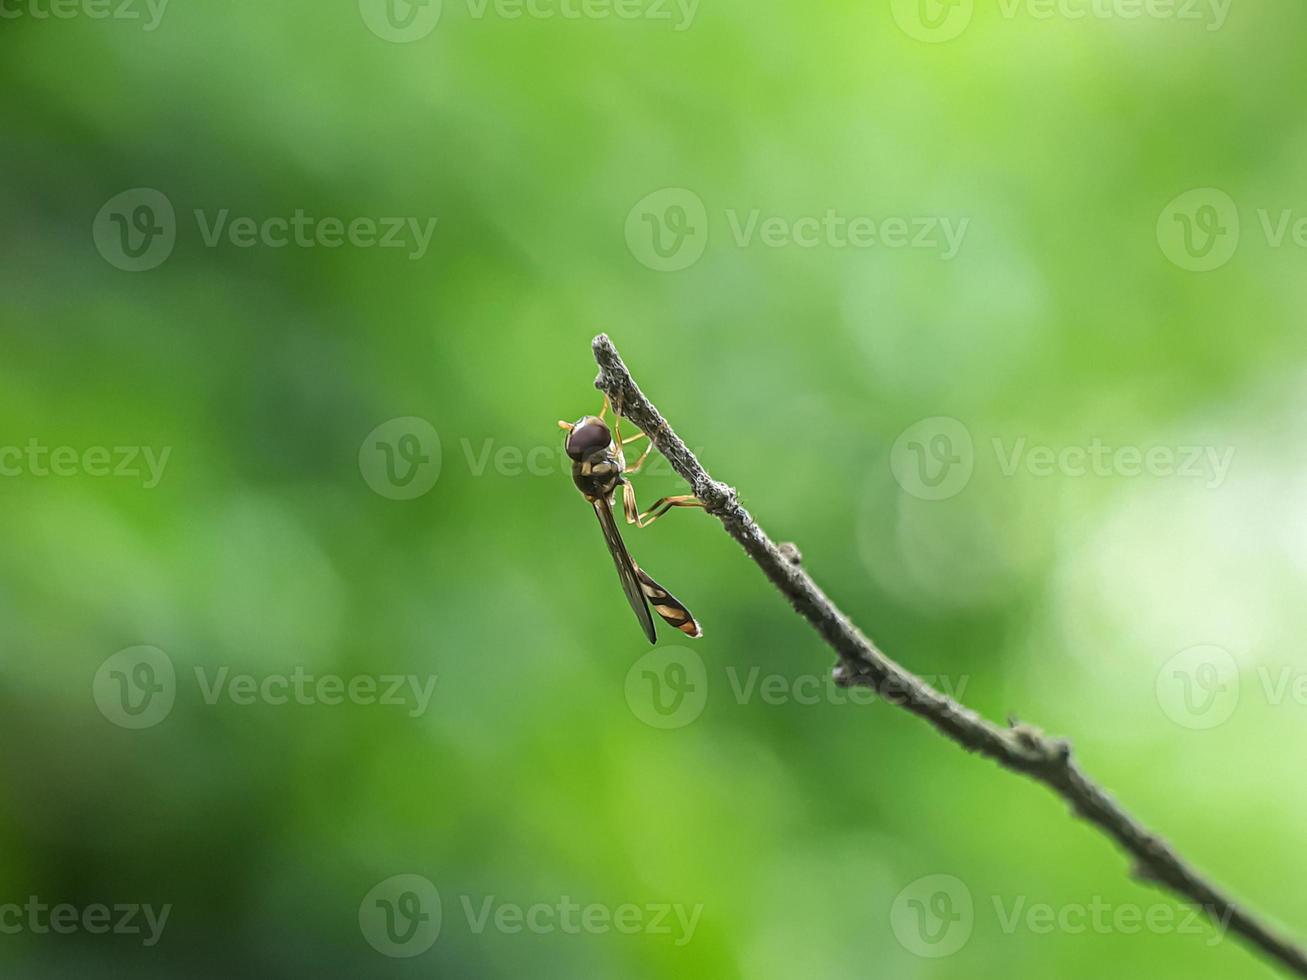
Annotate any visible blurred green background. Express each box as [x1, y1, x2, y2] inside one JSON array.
[[4, 0, 1307, 976]]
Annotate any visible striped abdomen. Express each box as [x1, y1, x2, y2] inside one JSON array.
[[632, 563, 702, 638]]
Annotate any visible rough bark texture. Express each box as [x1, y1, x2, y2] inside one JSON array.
[[592, 332, 1307, 978]]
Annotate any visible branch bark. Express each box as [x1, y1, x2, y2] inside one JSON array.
[[592, 332, 1307, 977]]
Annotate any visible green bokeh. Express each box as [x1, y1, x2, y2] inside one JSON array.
[[3, 1, 1306, 977]]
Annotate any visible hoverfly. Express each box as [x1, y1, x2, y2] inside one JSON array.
[[559, 396, 704, 643]]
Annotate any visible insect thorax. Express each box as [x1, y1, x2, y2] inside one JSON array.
[[572, 449, 622, 500]]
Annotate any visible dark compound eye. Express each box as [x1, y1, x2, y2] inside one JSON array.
[[565, 419, 612, 460]]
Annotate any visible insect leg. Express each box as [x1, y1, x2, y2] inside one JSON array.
[[623, 487, 704, 529], [637, 495, 704, 528], [624, 437, 655, 474], [621, 480, 640, 524], [611, 396, 656, 474]]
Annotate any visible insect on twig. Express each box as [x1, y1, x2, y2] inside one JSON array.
[[558, 395, 705, 643]]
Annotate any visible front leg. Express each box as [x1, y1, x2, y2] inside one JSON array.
[[624, 434, 655, 474]]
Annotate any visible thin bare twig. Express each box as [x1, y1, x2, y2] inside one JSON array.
[[592, 333, 1307, 977]]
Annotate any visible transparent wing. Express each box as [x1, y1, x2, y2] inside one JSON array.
[[592, 498, 657, 644]]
